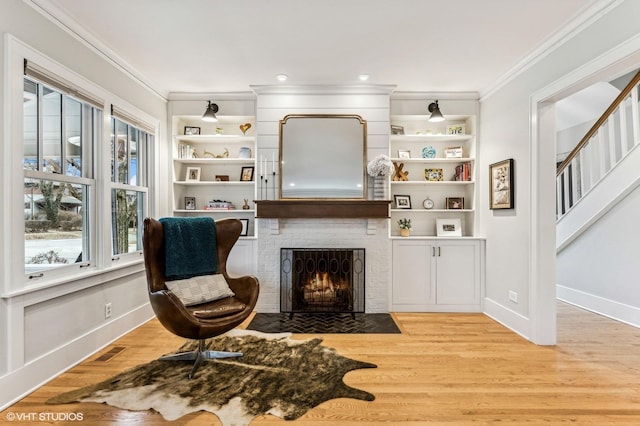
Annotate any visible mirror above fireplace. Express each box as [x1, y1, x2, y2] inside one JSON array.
[[279, 114, 367, 199]]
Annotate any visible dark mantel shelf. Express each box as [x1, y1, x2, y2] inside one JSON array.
[[255, 200, 390, 219]]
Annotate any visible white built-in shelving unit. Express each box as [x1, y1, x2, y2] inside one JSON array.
[[171, 115, 257, 237]]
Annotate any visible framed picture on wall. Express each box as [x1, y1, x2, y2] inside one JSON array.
[[489, 158, 514, 209]]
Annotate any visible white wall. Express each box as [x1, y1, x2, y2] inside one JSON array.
[[557, 184, 640, 326], [480, 0, 640, 343], [0, 0, 167, 409]]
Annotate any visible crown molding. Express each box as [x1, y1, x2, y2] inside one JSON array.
[[167, 92, 256, 101], [480, 0, 623, 101], [250, 84, 396, 95], [390, 91, 479, 100], [27, 0, 169, 101]]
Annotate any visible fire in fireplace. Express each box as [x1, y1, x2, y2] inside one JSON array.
[[281, 248, 365, 314]]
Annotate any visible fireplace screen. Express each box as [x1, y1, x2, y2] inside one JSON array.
[[281, 248, 365, 313]]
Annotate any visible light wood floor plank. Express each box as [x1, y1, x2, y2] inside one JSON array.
[[2, 302, 640, 424]]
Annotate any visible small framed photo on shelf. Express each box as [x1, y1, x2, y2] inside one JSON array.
[[436, 218, 462, 237], [446, 197, 464, 209], [446, 124, 465, 135], [184, 126, 201, 135], [239, 218, 249, 237], [398, 149, 411, 159], [185, 166, 201, 182], [215, 175, 230, 181], [444, 146, 463, 158], [240, 166, 254, 181], [394, 194, 412, 209], [390, 125, 404, 135], [425, 168, 444, 181], [489, 158, 514, 209], [185, 196, 196, 210]]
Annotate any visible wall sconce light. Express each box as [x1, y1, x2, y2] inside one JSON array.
[[202, 101, 219, 122], [427, 100, 445, 122]]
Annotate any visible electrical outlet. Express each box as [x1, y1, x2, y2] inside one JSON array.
[[105, 302, 112, 319], [509, 291, 518, 303]]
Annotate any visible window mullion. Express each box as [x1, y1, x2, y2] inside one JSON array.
[[37, 84, 44, 171], [60, 95, 66, 176]]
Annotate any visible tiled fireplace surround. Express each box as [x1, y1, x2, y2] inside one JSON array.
[[255, 218, 391, 313]]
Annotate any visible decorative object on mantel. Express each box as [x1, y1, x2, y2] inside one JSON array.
[[215, 126, 224, 135], [239, 122, 252, 135], [392, 161, 409, 181], [242, 199, 250, 210], [398, 218, 412, 237], [367, 154, 393, 200]]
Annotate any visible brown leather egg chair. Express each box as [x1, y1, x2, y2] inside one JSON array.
[[142, 217, 259, 379]]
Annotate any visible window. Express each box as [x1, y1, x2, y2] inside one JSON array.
[[110, 113, 151, 256], [23, 76, 101, 274]]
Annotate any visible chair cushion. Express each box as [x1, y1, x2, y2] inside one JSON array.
[[190, 298, 247, 319], [165, 274, 235, 307]]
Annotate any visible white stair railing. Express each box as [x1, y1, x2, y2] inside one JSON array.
[[556, 71, 640, 220]]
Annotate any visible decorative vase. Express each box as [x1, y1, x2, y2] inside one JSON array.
[[400, 228, 411, 237], [373, 175, 387, 200]]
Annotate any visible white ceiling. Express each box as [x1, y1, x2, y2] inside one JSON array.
[[33, 0, 601, 97]]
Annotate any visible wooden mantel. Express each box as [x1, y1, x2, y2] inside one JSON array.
[[255, 200, 390, 219]]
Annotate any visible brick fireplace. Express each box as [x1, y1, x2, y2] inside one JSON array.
[[255, 218, 390, 313]]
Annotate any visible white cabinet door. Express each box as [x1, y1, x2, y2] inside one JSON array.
[[227, 239, 256, 277], [392, 240, 435, 306], [435, 240, 480, 305]]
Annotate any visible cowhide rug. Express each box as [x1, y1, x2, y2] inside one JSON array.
[[47, 329, 376, 425]]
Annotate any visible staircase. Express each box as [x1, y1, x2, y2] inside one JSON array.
[[556, 71, 640, 230], [555, 70, 640, 327]]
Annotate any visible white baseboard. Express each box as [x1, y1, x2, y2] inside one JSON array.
[[557, 285, 640, 328], [483, 297, 532, 341], [0, 303, 154, 411]]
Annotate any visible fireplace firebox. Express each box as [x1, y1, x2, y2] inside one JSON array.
[[280, 248, 365, 314]]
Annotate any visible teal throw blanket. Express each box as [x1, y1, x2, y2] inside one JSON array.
[[159, 217, 218, 280]]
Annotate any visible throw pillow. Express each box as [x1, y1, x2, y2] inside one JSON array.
[[165, 274, 235, 307]]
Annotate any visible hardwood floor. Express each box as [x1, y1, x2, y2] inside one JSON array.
[[3, 302, 640, 424]]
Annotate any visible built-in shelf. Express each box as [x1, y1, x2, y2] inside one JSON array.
[[255, 200, 390, 219]]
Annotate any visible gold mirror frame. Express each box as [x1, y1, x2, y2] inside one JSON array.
[[278, 114, 367, 199]]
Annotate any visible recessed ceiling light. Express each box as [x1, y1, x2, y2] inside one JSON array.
[[358, 74, 370, 81], [276, 74, 288, 82]]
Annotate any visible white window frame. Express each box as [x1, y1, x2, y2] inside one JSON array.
[[109, 112, 153, 262], [2, 35, 158, 296]]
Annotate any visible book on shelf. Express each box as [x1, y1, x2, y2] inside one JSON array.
[[178, 143, 195, 159], [204, 201, 235, 210], [454, 162, 472, 181]]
